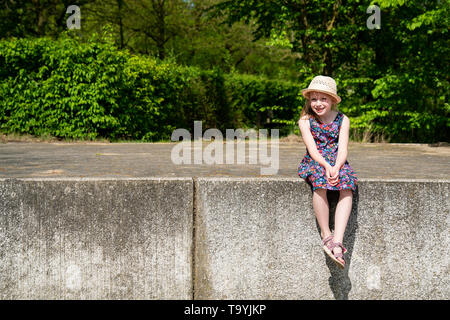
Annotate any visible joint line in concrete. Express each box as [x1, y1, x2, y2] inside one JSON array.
[[192, 177, 197, 300]]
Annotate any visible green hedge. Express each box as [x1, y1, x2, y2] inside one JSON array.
[[335, 75, 449, 143], [0, 35, 447, 143], [0, 35, 185, 141], [0, 35, 301, 141], [225, 72, 303, 135]]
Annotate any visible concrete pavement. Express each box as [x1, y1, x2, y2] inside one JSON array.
[[0, 141, 449, 179], [0, 140, 449, 299]]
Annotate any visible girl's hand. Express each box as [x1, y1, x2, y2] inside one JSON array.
[[328, 165, 340, 186], [325, 163, 333, 181]]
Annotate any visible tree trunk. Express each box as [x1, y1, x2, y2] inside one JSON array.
[[322, 0, 341, 75], [117, 0, 125, 49], [153, 0, 166, 59]]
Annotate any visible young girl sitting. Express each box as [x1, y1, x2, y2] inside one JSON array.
[[297, 75, 358, 269]]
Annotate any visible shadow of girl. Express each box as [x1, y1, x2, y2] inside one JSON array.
[[314, 186, 359, 300]]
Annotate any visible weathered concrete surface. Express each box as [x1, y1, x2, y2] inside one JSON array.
[[0, 178, 192, 299], [0, 141, 449, 179], [194, 178, 449, 300], [0, 141, 449, 300]]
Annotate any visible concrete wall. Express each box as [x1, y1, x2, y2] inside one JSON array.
[[194, 178, 449, 300], [0, 177, 448, 299], [0, 178, 193, 299]]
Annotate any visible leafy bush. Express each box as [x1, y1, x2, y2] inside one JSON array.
[[0, 35, 302, 141], [0, 34, 187, 141], [1, 32, 447, 143], [224, 72, 303, 136]]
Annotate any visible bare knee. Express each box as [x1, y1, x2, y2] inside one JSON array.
[[314, 188, 327, 197], [339, 189, 353, 199]]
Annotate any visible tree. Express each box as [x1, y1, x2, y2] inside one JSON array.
[[205, 0, 373, 77], [205, 0, 449, 142], [0, 0, 95, 39]]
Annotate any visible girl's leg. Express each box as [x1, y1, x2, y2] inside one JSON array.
[[332, 189, 353, 260], [312, 188, 332, 239]]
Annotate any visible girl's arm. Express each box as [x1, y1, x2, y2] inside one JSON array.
[[335, 115, 350, 169], [298, 117, 330, 169]]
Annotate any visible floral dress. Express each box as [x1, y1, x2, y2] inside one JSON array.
[[297, 111, 357, 192]]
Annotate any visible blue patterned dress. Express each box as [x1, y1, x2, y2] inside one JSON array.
[[297, 111, 357, 192]]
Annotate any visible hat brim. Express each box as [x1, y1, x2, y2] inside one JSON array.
[[301, 89, 341, 104]]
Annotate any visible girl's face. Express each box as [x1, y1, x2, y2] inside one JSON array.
[[309, 92, 334, 117]]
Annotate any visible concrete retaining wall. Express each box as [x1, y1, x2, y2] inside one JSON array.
[[0, 178, 193, 299], [0, 178, 448, 299], [194, 178, 449, 300]]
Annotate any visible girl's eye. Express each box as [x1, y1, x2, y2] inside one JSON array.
[[311, 98, 317, 101]]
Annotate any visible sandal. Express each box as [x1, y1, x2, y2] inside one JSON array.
[[322, 234, 334, 251], [331, 242, 347, 269], [322, 234, 335, 258], [323, 237, 347, 269]]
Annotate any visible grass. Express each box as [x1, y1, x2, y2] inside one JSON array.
[[350, 127, 388, 143], [0, 132, 111, 144]]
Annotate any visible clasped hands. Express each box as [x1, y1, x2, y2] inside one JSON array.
[[325, 164, 340, 186]]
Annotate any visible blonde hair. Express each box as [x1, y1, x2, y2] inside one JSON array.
[[299, 91, 339, 120]]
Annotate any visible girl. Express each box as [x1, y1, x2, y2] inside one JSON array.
[[297, 75, 357, 269]]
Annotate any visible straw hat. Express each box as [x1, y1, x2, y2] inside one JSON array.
[[301, 75, 341, 104]]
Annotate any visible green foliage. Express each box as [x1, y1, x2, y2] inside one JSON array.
[[0, 35, 302, 141], [1, 0, 448, 143], [265, 30, 293, 49], [0, 34, 185, 141], [224, 72, 303, 136], [208, 0, 449, 143]]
